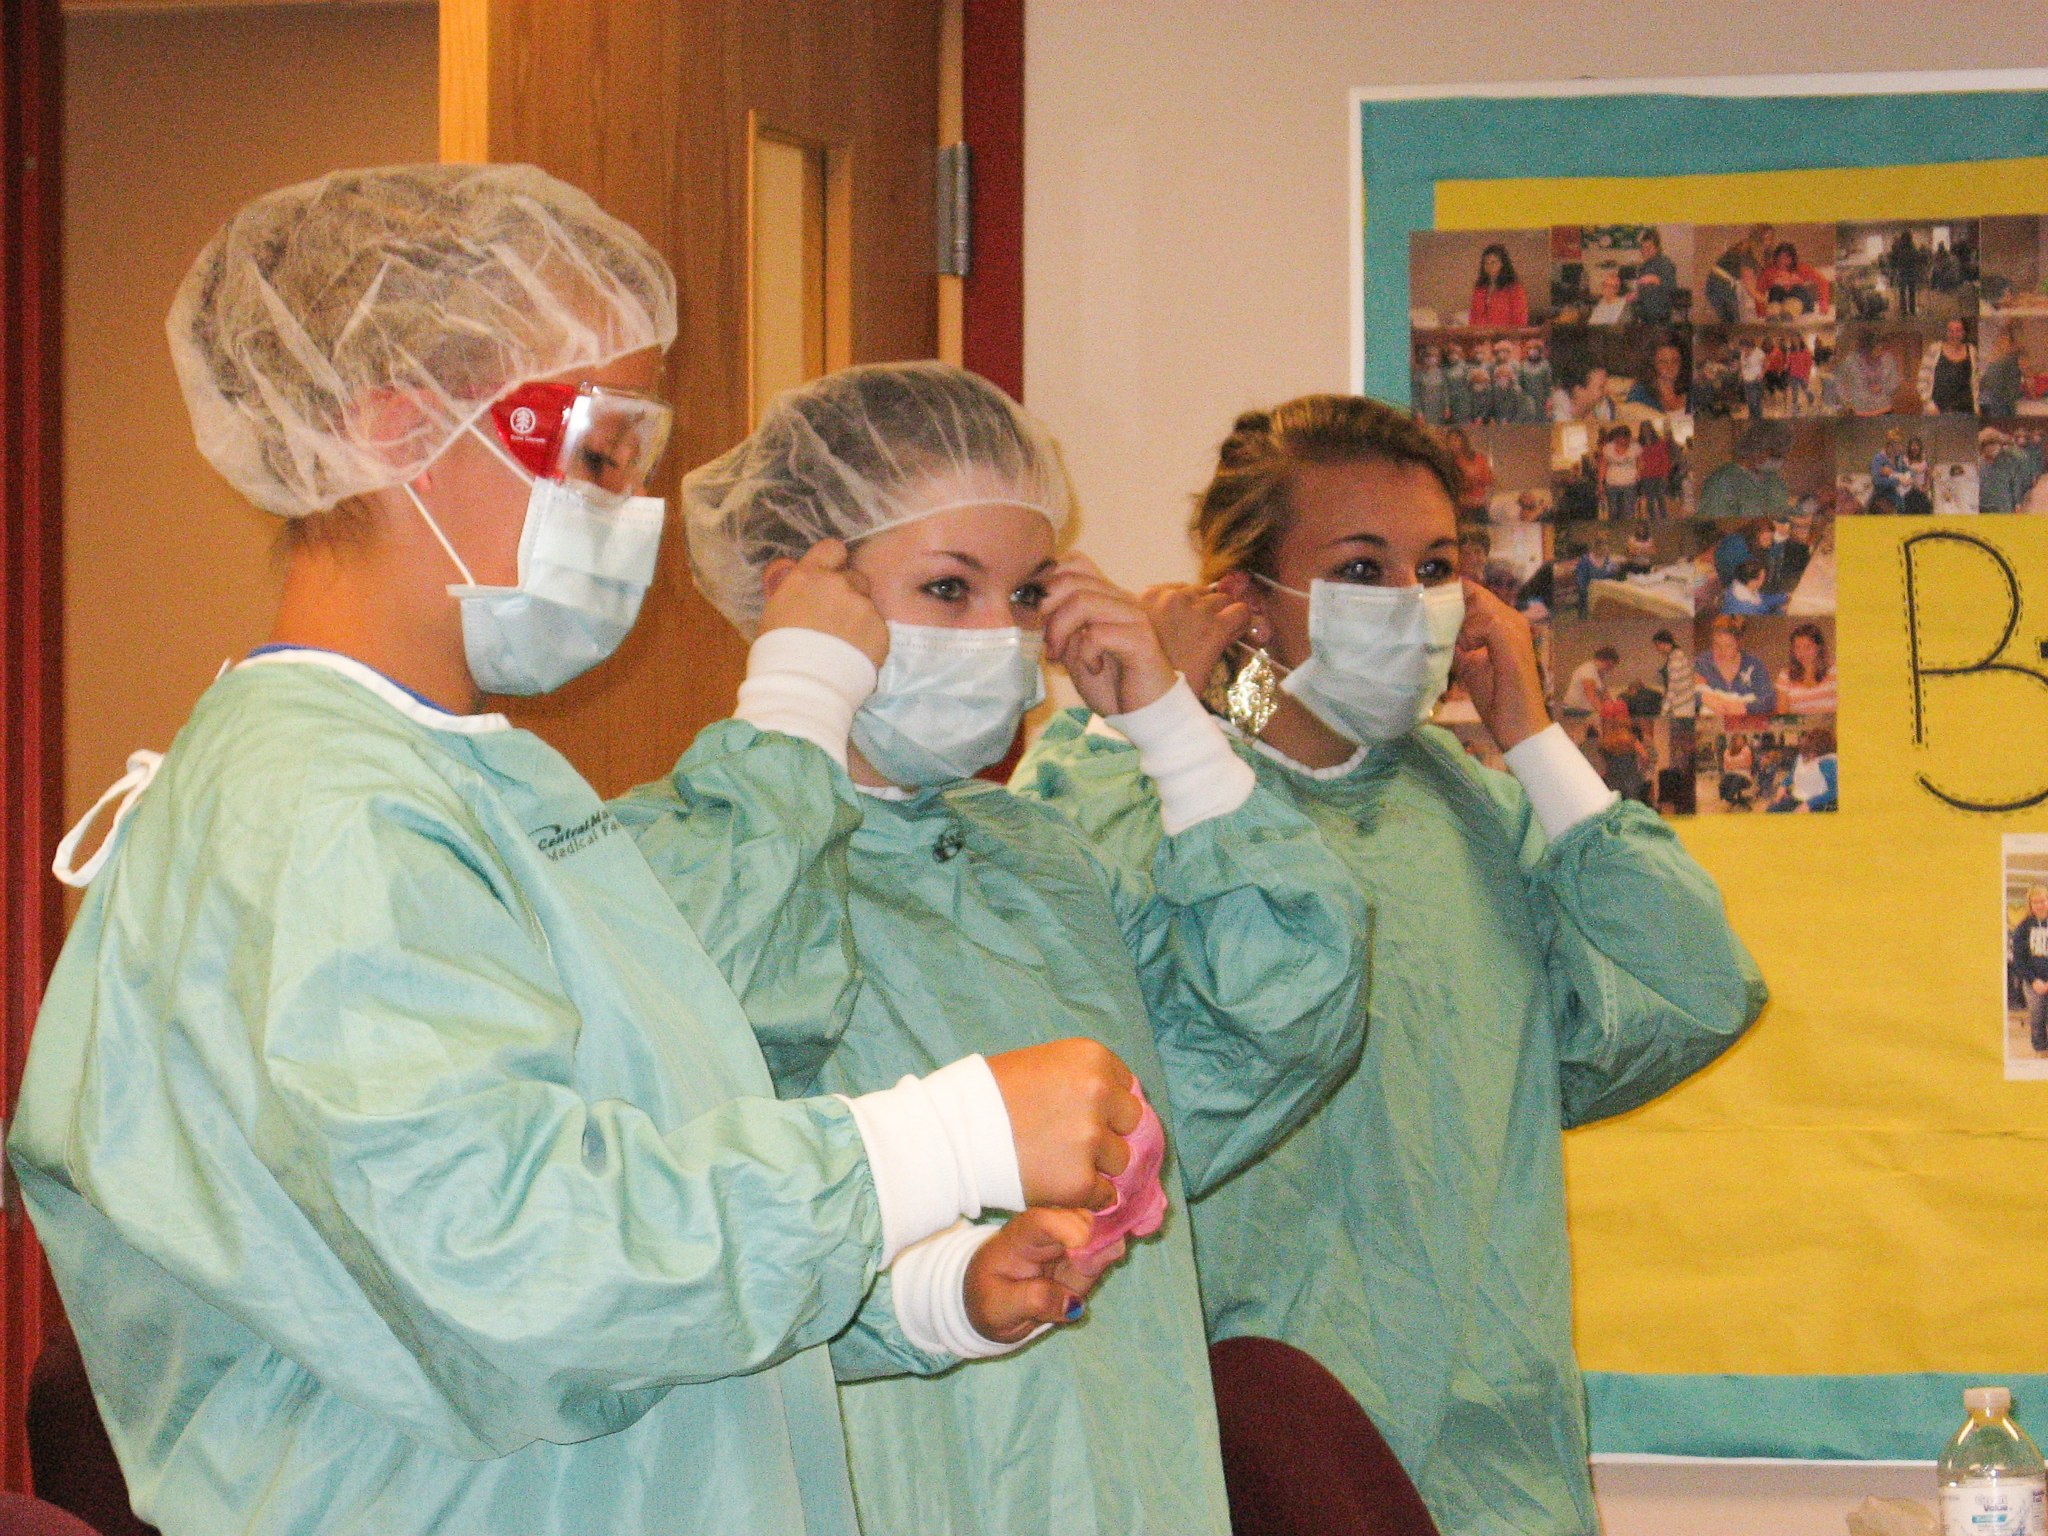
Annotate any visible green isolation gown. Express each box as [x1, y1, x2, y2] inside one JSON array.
[[1014, 712, 1767, 1536], [615, 718, 1370, 1536]]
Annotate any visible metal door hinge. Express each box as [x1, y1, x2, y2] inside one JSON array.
[[937, 142, 971, 277]]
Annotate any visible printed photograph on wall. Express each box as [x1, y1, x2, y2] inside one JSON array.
[[1694, 715, 1837, 815], [1546, 510, 1703, 620], [1836, 416, 1981, 515], [1550, 224, 1697, 328], [1976, 317, 2048, 418], [1550, 416, 1693, 524], [1836, 219, 1978, 323], [1445, 423, 1553, 522], [1979, 215, 2048, 318], [1409, 228, 1552, 331], [1693, 325, 1833, 419], [2003, 834, 2048, 1081]]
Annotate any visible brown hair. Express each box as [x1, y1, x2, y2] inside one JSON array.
[[1786, 621, 1831, 683], [1190, 394, 1463, 583], [277, 493, 381, 557]]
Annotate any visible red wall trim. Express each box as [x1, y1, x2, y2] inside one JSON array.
[[0, 0, 64, 1494], [960, 0, 1024, 401]]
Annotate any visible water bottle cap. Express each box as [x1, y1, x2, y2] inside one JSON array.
[[1966, 1387, 2013, 1415]]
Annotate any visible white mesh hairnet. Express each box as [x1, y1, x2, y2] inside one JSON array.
[[683, 361, 1072, 633], [167, 163, 677, 517]]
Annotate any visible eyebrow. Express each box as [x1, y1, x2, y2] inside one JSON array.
[[930, 552, 1057, 581], [1320, 533, 1458, 553]]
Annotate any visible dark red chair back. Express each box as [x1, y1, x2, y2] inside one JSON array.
[[1209, 1336, 1442, 1536], [0, 1491, 102, 1536], [26, 1319, 156, 1536]]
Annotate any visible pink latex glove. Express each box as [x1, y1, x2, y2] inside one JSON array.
[[1068, 1078, 1167, 1275]]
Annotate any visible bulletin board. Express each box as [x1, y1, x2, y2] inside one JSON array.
[[1353, 72, 2048, 1461]]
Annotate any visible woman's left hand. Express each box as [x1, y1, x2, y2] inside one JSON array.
[[1039, 554, 1180, 718], [1452, 578, 1551, 750]]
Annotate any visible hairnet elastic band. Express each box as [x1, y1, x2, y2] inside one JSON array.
[[845, 497, 1064, 545]]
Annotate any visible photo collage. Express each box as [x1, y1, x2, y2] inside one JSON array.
[[1409, 216, 2048, 815]]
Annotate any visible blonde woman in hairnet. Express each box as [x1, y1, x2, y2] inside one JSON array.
[[9, 166, 1141, 1536], [612, 361, 1370, 1536]]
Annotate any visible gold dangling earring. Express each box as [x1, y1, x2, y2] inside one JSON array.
[[1202, 637, 1283, 735]]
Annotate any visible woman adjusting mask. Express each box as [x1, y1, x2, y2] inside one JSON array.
[[1250, 570, 1464, 748], [683, 362, 1189, 786], [1015, 394, 1765, 1536], [1178, 403, 1549, 768], [617, 363, 1370, 1536]]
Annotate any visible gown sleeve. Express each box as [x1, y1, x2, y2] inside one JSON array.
[[616, 721, 971, 1385], [612, 718, 867, 1098], [1518, 794, 1769, 1127], [1016, 715, 1371, 1197], [63, 745, 892, 1460], [826, 1271, 959, 1383]]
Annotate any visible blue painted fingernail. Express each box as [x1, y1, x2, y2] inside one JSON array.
[[1063, 1296, 1086, 1323]]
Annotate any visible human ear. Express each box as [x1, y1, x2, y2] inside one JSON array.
[[346, 385, 440, 468], [1213, 568, 1271, 645]]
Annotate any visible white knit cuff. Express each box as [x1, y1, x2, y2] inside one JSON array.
[[889, 1221, 1034, 1360], [1503, 722, 1619, 841], [734, 628, 878, 769], [838, 1055, 1025, 1267], [1106, 677, 1257, 836]]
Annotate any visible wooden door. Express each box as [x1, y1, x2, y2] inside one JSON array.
[[441, 0, 946, 797]]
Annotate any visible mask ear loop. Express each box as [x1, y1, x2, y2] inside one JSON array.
[[401, 410, 551, 590], [1249, 570, 1312, 602], [405, 482, 479, 588]]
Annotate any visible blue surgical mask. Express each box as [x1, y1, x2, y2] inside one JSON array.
[[409, 426, 666, 696], [850, 622, 1045, 787], [1260, 577, 1465, 747]]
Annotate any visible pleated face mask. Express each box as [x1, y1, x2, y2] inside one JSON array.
[[1258, 577, 1465, 747], [411, 407, 668, 698], [849, 622, 1046, 787]]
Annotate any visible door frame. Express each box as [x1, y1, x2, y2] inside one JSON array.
[[961, 0, 1023, 399], [1, 0, 64, 1494]]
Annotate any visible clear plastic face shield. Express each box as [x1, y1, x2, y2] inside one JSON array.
[[487, 380, 674, 507]]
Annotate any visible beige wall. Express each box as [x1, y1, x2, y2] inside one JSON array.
[[62, 3, 438, 828], [1021, 6, 2048, 1530], [1023, 1, 2048, 593]]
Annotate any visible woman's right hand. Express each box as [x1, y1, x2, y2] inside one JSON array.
[[758, 540, 889, 666], [1139, 583, 1253, 691], [985, 1039, 1141, 1211]]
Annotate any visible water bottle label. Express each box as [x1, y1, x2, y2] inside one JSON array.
[[1943, 1478, 2047, 1536]]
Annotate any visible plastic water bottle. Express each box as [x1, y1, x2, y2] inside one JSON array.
[[1941, 1387, 2046, 1536]]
